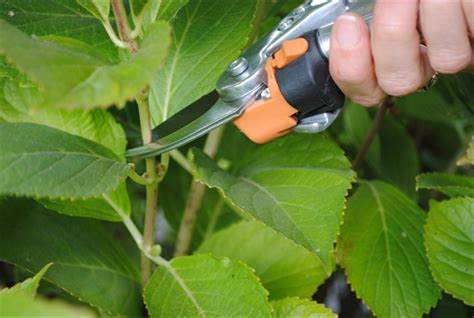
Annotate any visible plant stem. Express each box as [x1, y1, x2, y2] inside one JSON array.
[[174, 127, 225, 256], [128, 166, 154, 185], [111, 0, 139, 53], [352, 97, 393, 170], [101, 19, 128, 48], [103, 194, 143, 248], [136, 93, 160, 286]]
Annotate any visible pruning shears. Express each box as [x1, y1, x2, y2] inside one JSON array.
[[126, 0, 374, 159]]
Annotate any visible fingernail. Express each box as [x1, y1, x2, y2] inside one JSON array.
[[335, 15, 361, 49]]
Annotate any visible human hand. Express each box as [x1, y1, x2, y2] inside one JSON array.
[[329, 0, 474, 106]]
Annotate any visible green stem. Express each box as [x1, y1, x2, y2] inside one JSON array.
[[103, 194, 143, 248], [137, 93, 160, 286], [101, 19, 127, 48], [128, 166, 154, 185]]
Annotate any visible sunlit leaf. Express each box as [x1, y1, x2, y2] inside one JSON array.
[[337, 180, 440, 318], [144, 254, 271, 317], [425, 197, 474, 305]]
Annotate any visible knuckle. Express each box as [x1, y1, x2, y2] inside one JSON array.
[[378, 72, 423, 96], [351, 93, 385, 107], [430, 49, 471, 74], [373, 22, 415, 42]]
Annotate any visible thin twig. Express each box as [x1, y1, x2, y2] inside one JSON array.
[[101, 20, 127, 48], [111, 0, 139, 53], [128, 166, 155, 185], [103, 194, 143, 248], [174, 127, 225, 257], [352, 97, 393, 170]]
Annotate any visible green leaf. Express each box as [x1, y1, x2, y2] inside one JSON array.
[[149, 0, 258, 125], [143, 254, 271, 317], [0, 293, 96, 318], [161, 126, 255, 249], [0, 263, 52, 298], [2, 107, 127, 159], [0, 20, 171, 110], [76, 0, 110, 21], [39, 183, 130, 222], [417, 173, 474, 198], [425, 197, 474, 305], [0, 199, 141, 316], [191, 133, 355, 271], [0, 122, 130, 200], [0, 99, 131, 221], [197, 220, 327, 300], [156, 0, 189, 20], [0, 0, 117, 62], [337, 180, 440, 318], [3, 77, 42, 112], [271, 297, 336, 318]]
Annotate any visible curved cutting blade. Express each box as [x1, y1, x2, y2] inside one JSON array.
[[126, 94, 245, 159]]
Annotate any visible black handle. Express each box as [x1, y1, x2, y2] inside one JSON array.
[[275, 30, 345, 118]]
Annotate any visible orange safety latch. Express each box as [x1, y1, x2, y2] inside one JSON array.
[[233, 38, 309, 144]]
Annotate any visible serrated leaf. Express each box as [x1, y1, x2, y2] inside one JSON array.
[[143, 254, 271, 317], [39, 183, 130, 222], [190, 134, 355, 271], [2, 107, 127, 159], [0, 20, 171, 110], [271, 297, 336, 318], [416, 173, 474, 197], [156, 0, 189, 20], [0, 263, 52, 298], [0, 0, 117, 62], [197, 220, 327, 300], [0, 293, 96, 318], [76, 0, 109, 21], [0, 122, 130, 200], [149, 0, 258, 125], [0, 97, 131, 221], [0, 199, 141, 316], [425, 197, 474, 305], [337, 180, 440, 318]]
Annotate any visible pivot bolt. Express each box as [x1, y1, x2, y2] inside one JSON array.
[[227, 57, 249, 77]]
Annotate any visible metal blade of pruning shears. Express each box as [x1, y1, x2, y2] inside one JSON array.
[[126, 0, 376, 160], [125, 94, 246, 159]]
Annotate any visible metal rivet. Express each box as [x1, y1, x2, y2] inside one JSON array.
[[227, 57, 249, 77]]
